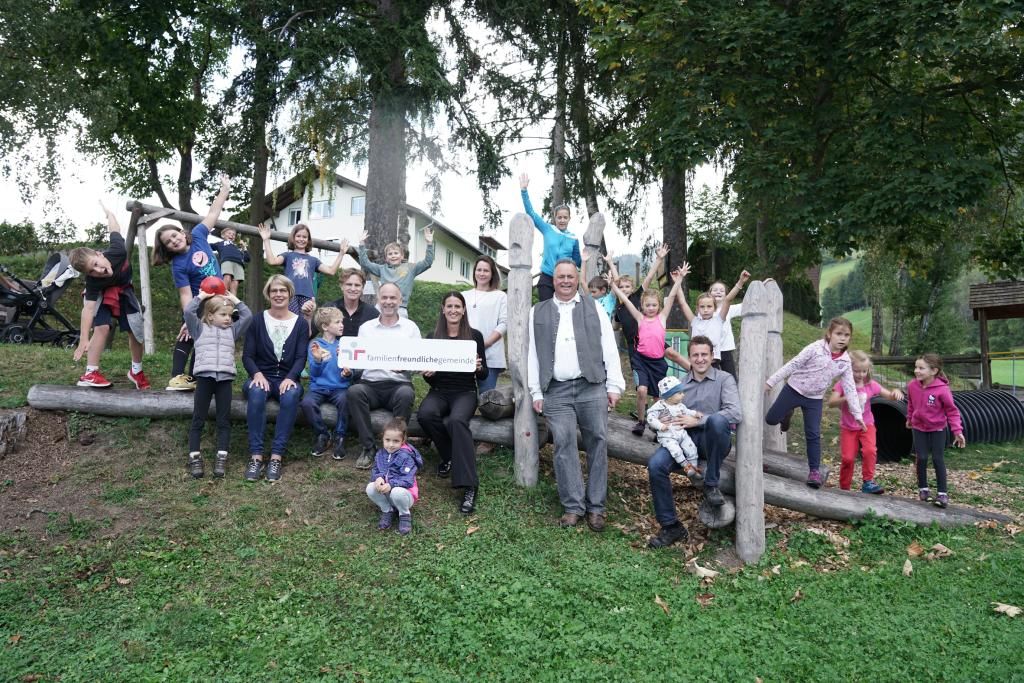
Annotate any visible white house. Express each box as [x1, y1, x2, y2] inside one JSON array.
[[259, 172, 507, 286]]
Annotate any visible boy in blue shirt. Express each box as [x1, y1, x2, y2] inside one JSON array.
[[301, 306, 354, 460]]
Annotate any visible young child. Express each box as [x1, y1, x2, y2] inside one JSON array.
[[647, 376, 703, 478], [609, 265, 685, 436], [708, 274, 770, 377], [765, 317, 866, 489], [588, 276, 616, 319], [677, 263, 751, 365], [152, 176, 230, 391], [301, 306, 354, 461], [211, 226, 250, 295], [906, 353, 966, 508], [70, 202, 149, 389], [519, 173, 580, 301], [258, 222, 344, 317], [365, 418, 424, 536], [827, 350, 904, 494], [356, 228, 434, 317], [183, 288, 252, 478]]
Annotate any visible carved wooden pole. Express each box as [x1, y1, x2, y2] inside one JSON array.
[[135, 225, 155, 355], [581, 212, 605, 283], [508, 213, 539, 486], [764, 280, 785, 452], [735, 280, 768, 563]]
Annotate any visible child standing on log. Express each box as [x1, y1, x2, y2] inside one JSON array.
[[152, 176, 230, 392], [366, 418, 423, 536], [708, 274, 769, 377], [258, 223, 344, 318], [183, 288, 252, 478], [765, 317, 866, 489], [677, 264, 750, 367], [211, 226, 249, 296], [70, 202, 149, 390], [519, 173, 580, 301], [827, 350, 904, 494], [355, 228, 434, 318], [609, 265, 685, 436], [301, 306, 353, 461], [906, 353, 965, 508]]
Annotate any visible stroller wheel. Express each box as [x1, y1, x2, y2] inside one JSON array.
[[56, 332, 80, 350], [4, 324, 30, 344]]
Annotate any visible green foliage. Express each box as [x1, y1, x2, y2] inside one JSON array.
[[821, 262, 866, 321], [780, 277, 822, 326], [0, 221, 37, 255]]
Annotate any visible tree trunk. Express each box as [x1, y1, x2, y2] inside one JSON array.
[[662, 165, 688, 328], [870, 296, 884, 355], [888, 267, 908, 356], [244, 39, 276, 312], [550, 30, 569, 210], [568, 19, 599, 218]]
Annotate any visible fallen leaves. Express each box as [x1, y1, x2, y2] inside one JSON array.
[[902, 559, 913, 577], [992, 602, 1022, 618], [115, 577, 131, 586], [8, 633, 22, 644], [695, 592, 715, 608], [1006, 524, 1021, 537], [465, 526, 480, 536], [654, 594, 670, 615], [926, 543, 954, 560], [907, 540, 925, 557], [685, 559, 720, 582], [790, 589, 804, 604]]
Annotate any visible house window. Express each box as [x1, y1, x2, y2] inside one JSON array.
[[479, 242, 496, 258], [310, 200, 335, 220], [460, 258, 471, 279], [445, 249, 454, 270], [288, 209, 301, 226], [351, 196, 366, 215]]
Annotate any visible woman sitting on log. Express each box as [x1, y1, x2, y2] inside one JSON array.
[[416, 291, 488, 513], [241, 274, 308, 483]]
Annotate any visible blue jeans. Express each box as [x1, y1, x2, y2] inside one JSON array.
[[243, 375, 303, 456], [478, 368, 503, 393], [765, 383, 823, 470], [647, 413, 732, 527], [543, 378, 609, 515], [301, 388, 349, 438]]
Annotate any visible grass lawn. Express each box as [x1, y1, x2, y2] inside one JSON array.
[[819, 258, 861, 297]]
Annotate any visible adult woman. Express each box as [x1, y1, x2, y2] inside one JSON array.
[[328, 268, 379, 336], [241, 275, 308, 482], [416, 291, 488, 513], [463, 255, 507, 393]]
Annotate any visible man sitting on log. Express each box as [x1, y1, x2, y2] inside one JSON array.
[[528, 259, 625, 531], [646, 335, 742, 548]]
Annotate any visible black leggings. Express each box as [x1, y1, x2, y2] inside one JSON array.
[[189, 376, 234, 452], [719, 350, 736, 378], [913, 429, 947, 493], [536, 273, 554, 302], [172, 338, 196, 377]]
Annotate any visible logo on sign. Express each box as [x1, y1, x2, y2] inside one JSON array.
[[339, 339, 366, 361]]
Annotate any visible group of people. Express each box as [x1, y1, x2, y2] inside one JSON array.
[[67, 175, 965, 540]]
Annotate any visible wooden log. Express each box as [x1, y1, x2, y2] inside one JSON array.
[[0, 410, 28, 457], [581, 211, 605, 286], [507, 212, 539, 486], [698, 497, 737, 529], [478, 386, 515, 421], [735, 280, 768, 563], [763, 280, 786, 452]]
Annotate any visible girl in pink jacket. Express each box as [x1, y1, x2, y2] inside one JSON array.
[[765, 317, 865, 489], [906, 353, 965, 508]]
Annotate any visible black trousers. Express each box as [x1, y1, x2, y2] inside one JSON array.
[[536, 273, 554, 302], [347, 379, 415, 450], [719, 350, 736, 378], [189, 376, 234, 452], [172, 338, 196, 377], [417, 389, 479, 488], [913, 429, 948, 492]]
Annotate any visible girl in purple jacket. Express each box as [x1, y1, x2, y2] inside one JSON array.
[[765, 317, 866, 489], [366, 418, 424, 536], [906, 354, 965, 508]]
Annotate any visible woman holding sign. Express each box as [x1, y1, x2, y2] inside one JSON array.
[[417, 291, 488, 513]]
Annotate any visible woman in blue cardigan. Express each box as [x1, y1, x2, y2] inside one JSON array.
[[242, 274, 308, 482]]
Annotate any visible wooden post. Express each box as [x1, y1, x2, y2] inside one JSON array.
[[735, 280, 769, 563], [135, 223, 155, 355], [763, 279, 785, 452], [979, 310, 992, 389], [508, 213, 539, 486], [582, 212, 605, 283]]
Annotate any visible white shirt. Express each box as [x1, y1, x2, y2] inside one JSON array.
[[264, 310, 298, 361], [527, 293, 625, 401], [357, 315, 422, 383], [465, 288, 508, 370], [690, 315, 726, 360], [718, 303, 742, 352]]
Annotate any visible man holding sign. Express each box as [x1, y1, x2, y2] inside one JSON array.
[[528, 259, 625, 531], [349, 283, 421, 469]]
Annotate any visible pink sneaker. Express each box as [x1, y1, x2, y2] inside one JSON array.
[[77, 369, 112, 388], [127, 369, 151, 390]]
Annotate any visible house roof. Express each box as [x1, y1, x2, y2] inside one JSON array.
[[262, 171, 508, 268], [969, 281, 1024, 321]]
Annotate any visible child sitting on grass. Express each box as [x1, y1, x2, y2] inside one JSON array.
[[366, 418, 423, 536], [183, 286, 252, 478], [356, 228, 434, 318], [70, 201, 149, 390], [646, 376, 703, 478], [301, 306, 354, 461], [827, 350, 904, 494]]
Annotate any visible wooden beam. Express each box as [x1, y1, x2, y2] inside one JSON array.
[[507, 212, 539, 487], [581, 211, 605, 286], [735, 280, 768, 562], [763, 280, 786, 453], [979, 309, 992, 390]]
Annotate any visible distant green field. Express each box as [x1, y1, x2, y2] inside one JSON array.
[[992, 359, 1024, 387], [819, 258, 860, 296]]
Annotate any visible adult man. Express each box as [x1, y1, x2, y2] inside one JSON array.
[[349, 283, 421, 469], [646, 335, 742, 548], [528, 259, 625, 531]]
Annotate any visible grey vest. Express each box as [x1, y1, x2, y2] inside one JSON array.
[[193, 324, 238, 380], [533, 294, 607, 392]]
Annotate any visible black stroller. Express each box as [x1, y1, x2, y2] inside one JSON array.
[[0, 252, 80, 347]]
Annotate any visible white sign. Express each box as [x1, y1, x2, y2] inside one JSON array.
[[336, 337, 477, 372]]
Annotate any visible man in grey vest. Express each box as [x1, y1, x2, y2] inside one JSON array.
[[528, 259, 626, 531]]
